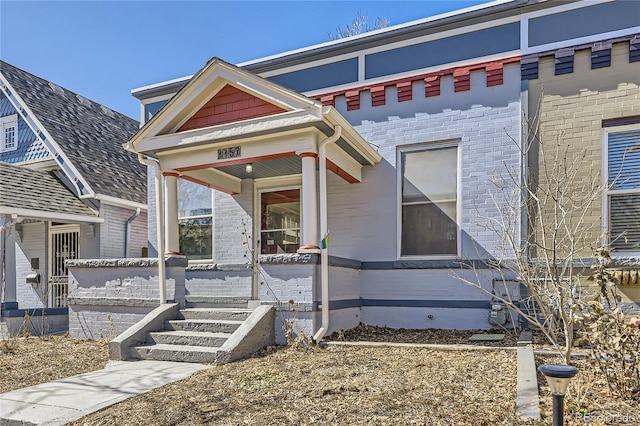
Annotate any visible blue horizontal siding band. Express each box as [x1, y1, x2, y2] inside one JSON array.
[[268, 58, 358, 93], [365, 23, 519, 80], [362, 299, 491, 309], [528, 1, 640, 47], [312, 299, 527, 311], [1, 307, 68, 317]]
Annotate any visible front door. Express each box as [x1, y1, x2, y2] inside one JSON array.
[[48, 224, 79, 307]]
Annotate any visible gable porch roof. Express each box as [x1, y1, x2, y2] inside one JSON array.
[[125, 57, 381, 194]]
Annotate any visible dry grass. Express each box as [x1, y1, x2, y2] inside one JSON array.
[[0, 335, 108, 393], [71, 345, 530, 426], [536, 357, 639, 425]]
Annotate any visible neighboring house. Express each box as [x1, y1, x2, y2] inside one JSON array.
[[67, 0, 640, 344], [521, 14, 640, 311], [0, 61, 148, 335]]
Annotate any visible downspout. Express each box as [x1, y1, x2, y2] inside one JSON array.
[[137, 154, 167, 304], [313, 125, 342, 343], [124, 208, 141, 258]]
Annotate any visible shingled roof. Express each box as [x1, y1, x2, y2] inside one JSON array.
[[0, 61, 146, 205], [0, 162, 97, 219]]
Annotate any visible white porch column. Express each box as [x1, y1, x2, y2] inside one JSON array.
[[299, 153, 319, 250], [163, 172, 180, 254], [0, 214, 18, 303]]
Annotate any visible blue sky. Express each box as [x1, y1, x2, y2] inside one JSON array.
[[1, 1, 489, 120]]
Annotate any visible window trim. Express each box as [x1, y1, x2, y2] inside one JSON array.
[[602, 123, 640, 255], [1, 114, 18, 153], [396, 140, 461, 260]]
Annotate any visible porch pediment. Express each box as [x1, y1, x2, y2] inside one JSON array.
[[127, 58, 324, 149], [177, 84, 287, 132]]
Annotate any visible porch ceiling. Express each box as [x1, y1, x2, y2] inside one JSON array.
[[217, 156, 301, 180]]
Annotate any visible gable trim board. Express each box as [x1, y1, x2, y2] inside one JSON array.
[[0, 74, 92, 198], [91, 193, 148, 211], [0, 207, 103, 224]]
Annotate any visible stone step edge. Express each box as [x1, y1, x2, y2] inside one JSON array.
[[166, 319, 245, 325], [135, 343, 221, 353], [149, 330, 233, 338]]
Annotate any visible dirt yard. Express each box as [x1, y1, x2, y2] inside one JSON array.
[[2, 327, 638, 425], [70, 345, 528, 426], [0, 335, 108, 393]]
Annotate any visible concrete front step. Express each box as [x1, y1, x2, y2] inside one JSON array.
[[148, 330, 232, 347], [134, 343, 220, 363], [178, 308, 253, 321], [164, 319, 244, 333], [185, 296, 250, 308]]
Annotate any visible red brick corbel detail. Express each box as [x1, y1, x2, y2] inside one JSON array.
[[424, 75, 441, 98], [346, 90, 361, 111], [370, 86, 386, 107], [453, 68, 471, 92], [397, 81, 413, 102], [320, 95, 335, 107], [312, 56, 520, 103], [486, 62, 504, 87]]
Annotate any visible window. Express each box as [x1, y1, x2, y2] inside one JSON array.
[[399, 143, 458, 257], [605, 127, 640, 252], [260, 188, 300, 254], [1, 115, 18, 153], [178, 180, 213, 260]]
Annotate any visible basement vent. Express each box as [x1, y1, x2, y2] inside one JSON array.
[[48, 82, 65, 97], [100, 105, 114, 118], [76, 94, 92, 108]]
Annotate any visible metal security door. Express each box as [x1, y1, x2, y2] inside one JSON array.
[[49, 225, 79, 307]]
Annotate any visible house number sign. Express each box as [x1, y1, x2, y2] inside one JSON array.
[[218, 146, 241, 159]]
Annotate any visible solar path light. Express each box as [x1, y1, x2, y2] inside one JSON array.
[[538, 363, 578, 426]]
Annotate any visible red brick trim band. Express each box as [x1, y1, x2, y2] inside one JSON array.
[[314, 56, 520, 110]]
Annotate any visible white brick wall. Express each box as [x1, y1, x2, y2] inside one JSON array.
[[69, 266, 176, 301], [185, 269, 252, 298], [258, 264, 316, 307], [69, 305, 152, 340], [214, 185, 253, 263], [99, 204, 148, 258], [15, 222, 46, 308], [328, 64, 523, 261]]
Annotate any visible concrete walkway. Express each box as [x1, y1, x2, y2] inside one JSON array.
[[0, 360, 211, 426]]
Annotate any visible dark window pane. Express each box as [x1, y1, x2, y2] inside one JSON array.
[[179, 217, 212, 260], [610, 193, 640, 251], [401, 202, 457, 256]]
